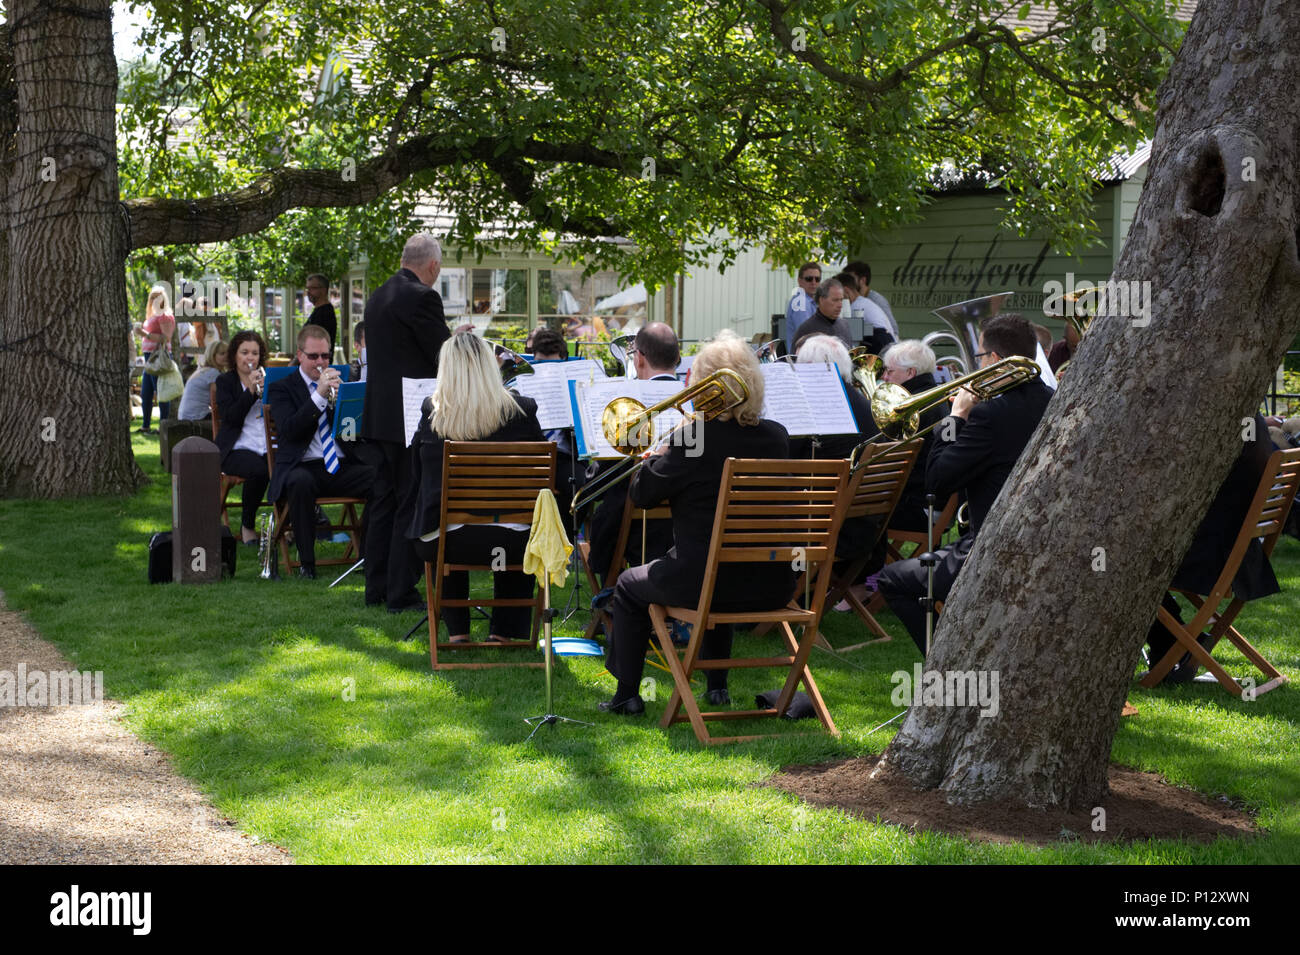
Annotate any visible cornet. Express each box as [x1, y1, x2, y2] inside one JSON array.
[[570, 368, 748, 513]]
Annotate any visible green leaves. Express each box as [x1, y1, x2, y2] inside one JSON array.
[[116, 0, 1186, 284]]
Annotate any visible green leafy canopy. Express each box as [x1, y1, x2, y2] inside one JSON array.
[[116, 0, 1187, 286]]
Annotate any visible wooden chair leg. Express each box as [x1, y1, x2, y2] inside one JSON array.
[[651, 606, 709, 743]]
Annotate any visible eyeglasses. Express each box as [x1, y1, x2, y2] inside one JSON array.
[[301, 352, 331, 361], [800, 275, 821, 283], [974, 351, 992, 360]]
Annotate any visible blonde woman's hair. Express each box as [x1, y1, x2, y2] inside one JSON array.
[[796, 334, 852, 383], [690, 329, 764, 426], [202, 337, 227, 369], [428, 332, 523, 440], [146, 286, 171, 319]]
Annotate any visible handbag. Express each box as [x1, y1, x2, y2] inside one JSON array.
[[143, 345, 175, 375], [155, 364, 185, 403]]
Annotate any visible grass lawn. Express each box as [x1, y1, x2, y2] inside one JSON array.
[[0, 430, 1297, 863]]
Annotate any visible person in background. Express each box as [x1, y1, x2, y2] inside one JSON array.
[[834, 270, 892, 352], [784, 261, 821, 352], [348, 321, 367, 382], [791, 334, 875, 459], [305, 274, 338, 354], [530, 327, 582, 530], [135, 286, 176, 435], [215, 331, 271, 545], [178, 338, 229, 422], [792, 278, 852, 352], [845, 261, 898, 340]]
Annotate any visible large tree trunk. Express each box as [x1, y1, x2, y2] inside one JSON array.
[[879, 0, 1300, 809], [0, 0, 138, 497]]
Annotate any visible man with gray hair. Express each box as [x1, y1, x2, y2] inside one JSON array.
[[792, 278, 853, 352], [360, 232, 451, 612]]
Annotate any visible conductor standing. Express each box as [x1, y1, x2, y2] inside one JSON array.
[[361, 233, 451, 612]]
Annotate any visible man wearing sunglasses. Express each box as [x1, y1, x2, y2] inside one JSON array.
[[784, 261, 821, 352], [267, 325, 377, 579]]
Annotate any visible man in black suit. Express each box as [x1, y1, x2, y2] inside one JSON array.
[[360, 233, 452, 611], [305, 274, 337, 352], [877, 314, 1053, 654], [267, 325, 377, 579], [583, 322, 680, 586]]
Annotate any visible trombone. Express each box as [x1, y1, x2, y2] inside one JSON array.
[[487, 339, 534, 384], [847, 355, 1042, 471], [570, 368, 748, 513]]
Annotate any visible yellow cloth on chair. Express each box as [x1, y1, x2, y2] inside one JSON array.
[[524, 488, 573, 587]]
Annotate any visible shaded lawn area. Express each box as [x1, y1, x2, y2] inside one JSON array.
[[0, 430, 1297, 863]]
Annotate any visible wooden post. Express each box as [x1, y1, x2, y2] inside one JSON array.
[[171, 436, 222, 584]]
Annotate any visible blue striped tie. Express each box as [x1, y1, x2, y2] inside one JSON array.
[[311, 381, 339, 474]]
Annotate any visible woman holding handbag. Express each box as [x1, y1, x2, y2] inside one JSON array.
[[135, 286, 177, 435]]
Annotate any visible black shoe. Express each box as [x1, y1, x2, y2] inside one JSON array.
[[365, 595, 386, 608], [705, 688, 731, 706], [296, 564, 317, 580], [598, 695, 645, 715], [1162, 657, 1198, 685], [387, 592, 423, 614]]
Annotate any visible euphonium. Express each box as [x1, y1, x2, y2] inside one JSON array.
[[570, 368, 749, 512], [847, 347, 883, 398]]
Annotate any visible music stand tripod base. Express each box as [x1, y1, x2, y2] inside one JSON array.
[[524, 583, 594, 740]]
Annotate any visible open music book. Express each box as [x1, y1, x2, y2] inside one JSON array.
[[569, 377, 685, 459], [759, 363, 858, 436], [508, 358, 607, 430], [401, 377, 438, 447]]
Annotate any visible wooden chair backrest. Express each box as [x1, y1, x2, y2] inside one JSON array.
[[1242, 447, 1300, 561], [694, 458, 849, 621], [209, 382, 222, 441], [846, 441, 920, 521], [262, 403, 281, 478], [440, 441, 557, 528]]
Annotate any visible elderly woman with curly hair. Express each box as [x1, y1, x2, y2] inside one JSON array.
[[598, 330, 795, 715]]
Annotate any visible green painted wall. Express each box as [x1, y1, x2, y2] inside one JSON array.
[[858, 183, 1131, 347]]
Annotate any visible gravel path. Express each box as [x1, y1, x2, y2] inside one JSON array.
[[0, 597, 289, 864]]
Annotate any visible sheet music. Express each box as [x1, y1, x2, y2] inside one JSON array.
[[760, 363, 858, 436], [793, 364, 858, 434], [570, 378, 685, 459], [534, 358, 607, 382], [401, 377, 438, 447], [509, 373, 575, 430]]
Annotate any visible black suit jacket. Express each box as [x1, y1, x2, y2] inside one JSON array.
[[267, 369, 336, 502], [896, 371, 946, 508], [1172, 413, 1278, 600], [926, 377, 1052, 537], [403, 395, 547, 540], [630, 416, 793, 606], [361, 268, 450, 445], [214, 369, 262, 460], [307, 302, 337, 350]]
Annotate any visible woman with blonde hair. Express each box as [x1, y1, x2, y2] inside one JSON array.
[[403, 332, 547, 642], [598, 330, 795, 715], [134, 286, 176, 434]]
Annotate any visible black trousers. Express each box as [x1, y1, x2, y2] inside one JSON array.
[[222, 449, 270, 532], [279, 459, 375, 566], [877, 534, 973, 655], [414, 526, 534, 637], [365, 438, 421, 607], [586, 488, 674, 588]]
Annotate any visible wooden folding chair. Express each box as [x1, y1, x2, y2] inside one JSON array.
[[650, 458, 850, 745], [815, 441, 920, 650], [425, 441, 556, 670], [1140, 447, 1300, 697], [262, 404, 364, 573]]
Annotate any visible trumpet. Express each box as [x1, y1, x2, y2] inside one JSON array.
[[318, 366, 341, 406], [258, 510, 279, 579], [246, 363, 265, 396], [570, 368, 749, 513]]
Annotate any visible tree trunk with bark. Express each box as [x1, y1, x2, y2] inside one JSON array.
[[880, 0, 1300, 809], [0, 1, 138, 497]]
